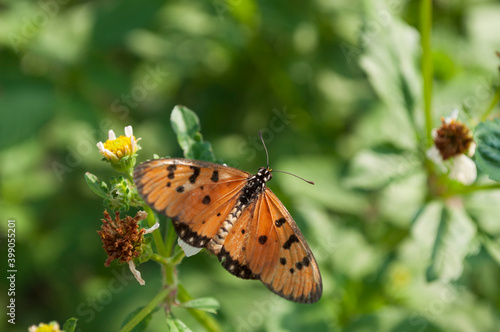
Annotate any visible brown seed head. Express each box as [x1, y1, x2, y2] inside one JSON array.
[[434, 118, 473, 160], [97, 210, 147, 267]]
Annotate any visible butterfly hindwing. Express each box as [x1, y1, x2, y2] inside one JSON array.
[[134, 159, 249, 247], [220, 187, 322, 303]]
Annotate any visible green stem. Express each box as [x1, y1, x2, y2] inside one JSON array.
[[118, 287, 170, 332], [143, 205, 167, 257], [164, 219, 177, 257], [421, 0, 433, 146], [178, 284, 223, 332], [150, 253, 170, 265], [169, 247, 186, 265], [448, 183, 500, 196], [480, 85, 500, 121]]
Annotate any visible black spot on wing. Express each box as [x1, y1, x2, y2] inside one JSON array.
[[302, 256, 310, 267], [176, 185, 184, 193], [283, 234, 299, 250], [211, 170, 219, 182], [280, 257, 287, 265], [275, 218, 286, 227], [166, 182, 171, 187], [189, 166, 201, 184], [258, 235, 267, 245], [296, 262, 303, 270], [202, 195, 211, 205], [167, 164, 176, 179]]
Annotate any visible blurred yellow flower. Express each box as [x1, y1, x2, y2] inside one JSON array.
[[28, 322, 61, 332]]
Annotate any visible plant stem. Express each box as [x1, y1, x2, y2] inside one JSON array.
[[480, 85, 500, 121], [165, 219, 177, 257], [150, 253, 170, 265], [118, 287, 170, 332], [169, 247, 186, 265], [421, 0, 433, 146], [178, 284, 223, 332], [448, 183, 500, 196], [143, 205, 167, 257]]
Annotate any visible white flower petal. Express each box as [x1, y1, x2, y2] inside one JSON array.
[[128, 260, 145, 285], [131, 136, 137, 153], [125, 125, 133, 137], [426, 146, 447, 173], [468, 142, 476, 157], [103, 148, 118, 161], [178, 238, 203, 257], [144, 222, 159, 234], [96, 141, 105, 153], [108, 130, 116, 140], [449, 155, 477, 185]]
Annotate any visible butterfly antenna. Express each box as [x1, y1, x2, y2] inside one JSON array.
[[273, 170, 315, 185], [259, 131, 270, 169]]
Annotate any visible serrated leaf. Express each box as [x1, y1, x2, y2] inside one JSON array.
[[62, 318, 78, 332], [166, 315, 193, 332], [84, 172, 108, 199], [170, 105, 215, 162], [359, 0, 420, 127], [474, 118, 500, 181], [426, 206, 476, 282], [177, 297, 220, 314], [120, 306, 158, 332]]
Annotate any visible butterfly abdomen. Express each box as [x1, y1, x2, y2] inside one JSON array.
[[207, 167, 272, 254]]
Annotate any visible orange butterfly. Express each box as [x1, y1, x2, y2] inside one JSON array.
[[133, 155, 322, 303]]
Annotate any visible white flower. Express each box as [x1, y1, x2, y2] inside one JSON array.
[[178, 238, 203, 257], [426, 109, 477, 185]]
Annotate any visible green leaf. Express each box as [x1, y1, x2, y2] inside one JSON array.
[[425, 206, 476, 282], [120, 306, 158, 332], [62, 318, 78, 332], [474, 118, 500, 181], [177, 297, 220, 314], [359, 0, 420, 128], [166, 314, 193, 332], [84, 172, 108, 199], [344, 148, 419, 190], [170, 105, 216, 162], [482, 235, 500, 266]]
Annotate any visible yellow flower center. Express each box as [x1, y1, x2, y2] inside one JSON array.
[[32, 323, 60, 332], [104, 135, 134, 158]]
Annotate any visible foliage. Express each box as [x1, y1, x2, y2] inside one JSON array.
[[1, 0, 500, 331]]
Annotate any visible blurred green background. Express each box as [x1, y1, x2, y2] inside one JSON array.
[[1, 0, 500, 331]]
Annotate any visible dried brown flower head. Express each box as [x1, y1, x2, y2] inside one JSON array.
[[98, 210, 148, 267], [434, 118, 473, 160]]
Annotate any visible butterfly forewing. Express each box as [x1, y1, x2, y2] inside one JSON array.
[[134, 159, 249, 247], [134, 158, 322, 304]]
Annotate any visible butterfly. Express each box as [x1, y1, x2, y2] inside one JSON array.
[[133, 156, 322, 303]]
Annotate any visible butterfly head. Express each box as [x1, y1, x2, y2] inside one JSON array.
[[257, 167, 272, 183]]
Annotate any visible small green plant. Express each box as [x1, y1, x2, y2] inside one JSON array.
[[84, 107, 223, 332]]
